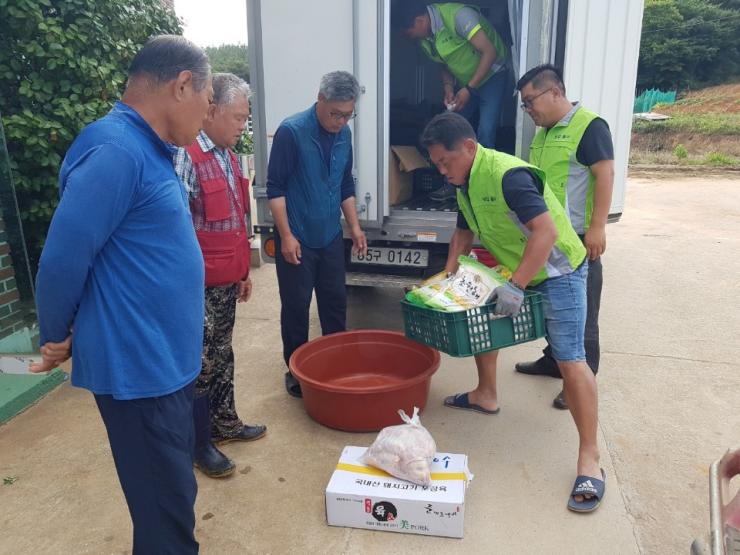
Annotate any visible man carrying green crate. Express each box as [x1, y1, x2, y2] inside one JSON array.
[[421, 112, 604, 513]]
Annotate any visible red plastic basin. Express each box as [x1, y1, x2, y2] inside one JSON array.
[[289, 330, 440, 432]]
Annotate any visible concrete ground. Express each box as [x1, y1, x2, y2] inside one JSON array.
[[0, 173, 738, 554]]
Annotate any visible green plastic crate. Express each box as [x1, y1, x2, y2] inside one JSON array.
[[401, 291, 545, 357]]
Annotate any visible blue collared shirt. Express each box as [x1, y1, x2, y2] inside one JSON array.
[[35, 101, 205, 399]]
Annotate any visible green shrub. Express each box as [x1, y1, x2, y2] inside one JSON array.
[[0, 0, 182, 268], [673, 143, 689, 159], [704, 152, 738, 166], [234, 132, 254, 155]]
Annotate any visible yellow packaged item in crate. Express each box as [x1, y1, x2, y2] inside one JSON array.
[[405, 256, 510, 312]]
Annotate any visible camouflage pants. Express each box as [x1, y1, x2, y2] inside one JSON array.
[[196, 284, 244, 438]]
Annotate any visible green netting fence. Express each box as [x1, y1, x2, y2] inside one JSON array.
[[634, 89, 677, 113]]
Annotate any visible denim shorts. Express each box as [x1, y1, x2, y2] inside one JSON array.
[[530, 261, 589, 363]]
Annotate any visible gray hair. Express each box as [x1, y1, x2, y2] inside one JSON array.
[[319, 71, 360, 102], [212, 73, 250, 105], [128, 35, 211, 91]]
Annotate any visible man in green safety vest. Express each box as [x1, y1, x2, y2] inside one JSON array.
[[393, 2, 510, 153], [423, 112, 605, 513], [513, 65, 615, 411]]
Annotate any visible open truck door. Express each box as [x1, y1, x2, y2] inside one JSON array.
[[248, 0, 386, 234], [248, 0, 645, 283]]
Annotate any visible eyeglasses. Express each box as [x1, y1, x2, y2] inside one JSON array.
[[329, 110, 357, 122], [520, 87, 553, 110]]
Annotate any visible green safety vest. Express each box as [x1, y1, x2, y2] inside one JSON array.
[[420, 3, 509, 87], [457, 146, 586, 286], [529, 104, 601, 234]]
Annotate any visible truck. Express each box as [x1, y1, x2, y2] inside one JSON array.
[[246, 0, 645, 287]]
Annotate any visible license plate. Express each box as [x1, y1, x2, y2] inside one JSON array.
[[351, 247, 429, 267]]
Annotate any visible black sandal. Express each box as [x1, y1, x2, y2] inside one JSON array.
[[567, 469, 606, 513], [284, 371, 302, 398]]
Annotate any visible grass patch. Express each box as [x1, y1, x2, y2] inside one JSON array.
[[664, 94, 740, 111], [704, 152, 738, 166], [633, 112, 740, 135], [630, 149, 739, 167]]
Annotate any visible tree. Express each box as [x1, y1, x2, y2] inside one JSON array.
[[205, 44, 249, 83], [673, 0, 740, 84], [0, 0, 182, 268], [638, 0, 740, 89]]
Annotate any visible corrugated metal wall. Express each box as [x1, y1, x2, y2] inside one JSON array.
[[563, 0, 645, 216]]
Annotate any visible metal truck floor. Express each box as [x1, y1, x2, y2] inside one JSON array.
[[392, 194, 458, 212]]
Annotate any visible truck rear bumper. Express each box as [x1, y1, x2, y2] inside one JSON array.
[[345, 272, 420, 288]]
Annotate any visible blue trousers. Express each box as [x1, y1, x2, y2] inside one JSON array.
[[541, 255, 602, 375], [275, 232, 346, 366], [95, 382, 199, 555], [530, 261, 588, 363], [458, 69, 510, 149]]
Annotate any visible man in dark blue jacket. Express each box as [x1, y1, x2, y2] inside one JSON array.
[[33, 36, 212, 554], [267, 71, 367, 397]]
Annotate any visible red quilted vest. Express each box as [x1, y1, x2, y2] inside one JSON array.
[[185, 143, 250, 287]]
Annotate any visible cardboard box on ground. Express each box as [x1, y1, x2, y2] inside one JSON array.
[[326, 446, 472, 538], [389, 146, 430, 205]]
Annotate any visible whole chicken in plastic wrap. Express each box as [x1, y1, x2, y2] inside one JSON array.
[[363, 407, 436, 486]]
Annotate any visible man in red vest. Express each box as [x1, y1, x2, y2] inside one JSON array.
[[175, 73, 266, 478]]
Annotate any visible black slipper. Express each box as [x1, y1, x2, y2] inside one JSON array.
[[567, 469, 606, 513], [284, 371, 302, 398], [443, 392, 500, 414]]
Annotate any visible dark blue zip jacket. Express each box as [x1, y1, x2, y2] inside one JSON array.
[[277, 105, 352, 248]]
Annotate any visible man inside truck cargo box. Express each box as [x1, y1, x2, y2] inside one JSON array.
[[423, 112, 605, 513], [267, 71, 367, 398], [514, 64, 615, 411], [393, 1, 510, 152], [175, 73, 267, 479]]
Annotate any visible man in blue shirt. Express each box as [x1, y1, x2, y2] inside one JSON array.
[[32, 36, 212, 554], [267, 71, 367, 397]]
